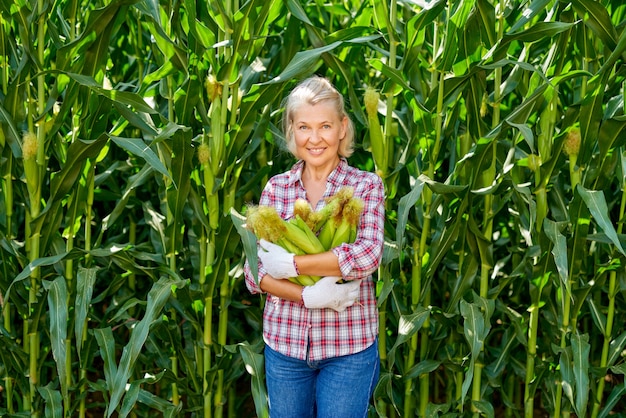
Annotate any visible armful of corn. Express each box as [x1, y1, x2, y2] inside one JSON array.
[[235, 187, 364, 285]]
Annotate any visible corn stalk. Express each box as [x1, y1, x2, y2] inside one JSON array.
[[2, 0, 626, 417]]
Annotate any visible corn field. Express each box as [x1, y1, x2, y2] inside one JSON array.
[[1, 0, 626, 416]]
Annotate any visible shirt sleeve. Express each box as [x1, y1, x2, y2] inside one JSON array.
[[244, 259, 267, 294], [332, 174, 385, 280]]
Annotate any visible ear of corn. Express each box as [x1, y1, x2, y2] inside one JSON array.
[[241, 186, 364, 284], [330, 219, 352, 249], [289, 275, 318, 286], [283, 219, 325, 254], [317, 219, 336, 249]]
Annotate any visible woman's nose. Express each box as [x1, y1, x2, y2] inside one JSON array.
[[309, 130, 321, 142]]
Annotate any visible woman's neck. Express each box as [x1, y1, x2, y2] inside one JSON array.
[[301, 157, 340, 183]]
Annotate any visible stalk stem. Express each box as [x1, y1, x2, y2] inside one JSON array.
[[404, 239, 419, 418], [2, 151, 13, 413], [591, 183, 626, 417], [525, 303, 540, 418]]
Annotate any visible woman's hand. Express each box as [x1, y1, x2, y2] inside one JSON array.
[[302, 276, 362, 312], [257, 239, 297, 278]]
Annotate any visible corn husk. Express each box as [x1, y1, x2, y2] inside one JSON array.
[[243, 186, 364, 284]]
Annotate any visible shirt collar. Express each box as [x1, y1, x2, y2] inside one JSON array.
[[288, 158, 348, 186]]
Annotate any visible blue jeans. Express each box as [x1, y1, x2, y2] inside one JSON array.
[[264, 340, 380, 418]]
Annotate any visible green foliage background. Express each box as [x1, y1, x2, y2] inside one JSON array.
[[1, 0, 626, 417]]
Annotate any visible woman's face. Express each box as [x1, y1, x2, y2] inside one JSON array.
[[291, 101, 347, 171]]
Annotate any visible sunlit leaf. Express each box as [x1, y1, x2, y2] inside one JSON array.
[[577, 185, 626, 255]]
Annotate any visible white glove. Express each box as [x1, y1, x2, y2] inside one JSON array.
[[302, 276, 362, 312], [257, 239, 297, 279]]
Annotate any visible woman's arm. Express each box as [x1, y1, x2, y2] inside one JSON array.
[[259, 274, 303, 302], [294, 251, 342, 277]]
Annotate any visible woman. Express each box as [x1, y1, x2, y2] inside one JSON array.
[[244, 76, 385, 418]]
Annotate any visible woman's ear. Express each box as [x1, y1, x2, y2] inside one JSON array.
[[340, 116, 348, 139]]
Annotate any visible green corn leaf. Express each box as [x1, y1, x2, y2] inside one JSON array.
[[577, 185, 626, 255], [404, 359, 441, 380], [119, 382, 141, 418], [33, 135, 108, 234], [373, 372, 395, 417], [102, 165, 154, 231], [239, 342, 269, 418], [508, 0, 553, 32], [0, 103, 22, 157], [8, 250, 81, 299], [472, 400, 495, 418], [578, 74, 607, 165], [571, 0, 617, 50], [543, 219, 571, 301], [166, 130, 194, 253], [418, 174, 468, 197], [44, 277, 69, 399], [231, 208, 260, 284], [137, 386, 182, 417], [395, 177, 425, 258], [106, 277, 185, 416], [173, 77, 201, 125], [587, 296, 607, 337], [460, 299, 484, 404], [387, 307, 431, 366], [598, 118, 626, 162], [485, 327, 519, 379], [467, 212, 493, 270], [37, 383, 63, 418], [75, 266, 98, 357], [94, 327, 117, 386], [438, 234, 477, 314], [572, 333, 590, 417], [504, 21, 577, 43], [111, 101, 159, 137], [110, 136, 172, 182], [598, 24, 626, 75], [62, 72, 159, 114], [263, 35, 380, 84], [425, 402, 452, 417], [598, 383, 626, 418], [369, 59, 412, 92], [608, 330, 626, 369], [558, 345, 575, 409], [439, 0, 473, 71]]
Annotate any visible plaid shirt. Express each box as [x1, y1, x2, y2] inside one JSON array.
[[244, 159, 385, 361]]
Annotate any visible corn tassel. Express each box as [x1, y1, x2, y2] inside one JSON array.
[[326, 195, 364, 249], [310, 187, 354, 232], [294, 199, 312, 224]]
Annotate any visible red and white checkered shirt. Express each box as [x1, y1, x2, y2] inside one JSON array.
[[244, 158, 385, 361]]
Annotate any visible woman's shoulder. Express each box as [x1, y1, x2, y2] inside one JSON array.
[[266, 171, 291, 186], [263, 162, 301, 194], [341, 164, 383, 188]]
